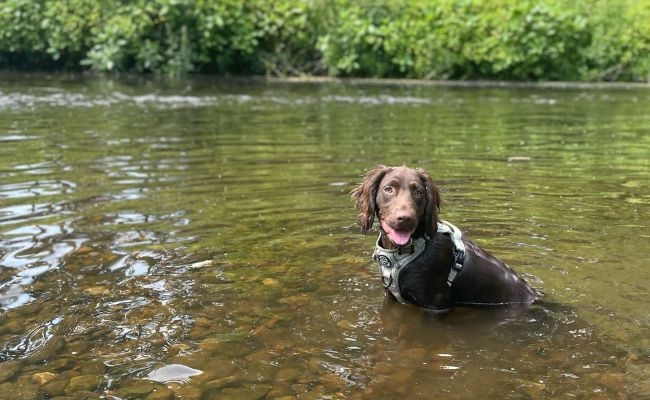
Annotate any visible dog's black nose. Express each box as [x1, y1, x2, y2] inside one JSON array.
[[396, 212, 415, 226]]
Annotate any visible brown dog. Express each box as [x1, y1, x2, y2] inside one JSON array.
[[351, 165, 540, 312]]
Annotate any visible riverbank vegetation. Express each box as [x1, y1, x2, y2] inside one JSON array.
[[1, 0, 649, 81]]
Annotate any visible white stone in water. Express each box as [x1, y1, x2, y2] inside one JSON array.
[[146, 364, 203, 383]]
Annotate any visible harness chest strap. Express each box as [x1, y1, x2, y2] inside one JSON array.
[[442, 221, 466, 287], [372, 220, 466, 303], [372, 236, 427, 303]]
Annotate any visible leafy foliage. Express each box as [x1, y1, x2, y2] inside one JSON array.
[[0, 0, 648, 81]]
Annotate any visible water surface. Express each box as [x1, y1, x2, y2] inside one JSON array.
[[1, 75, 649, 398]]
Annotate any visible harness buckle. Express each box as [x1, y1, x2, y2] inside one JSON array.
[[445, 224, 465, 286], [381, 273, 393, 289]]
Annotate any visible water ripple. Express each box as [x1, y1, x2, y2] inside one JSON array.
[[0, 316, 63, 361], [0, 90, 440, 110], [0, 179, 76, 199], [0, 221, 85, 310]]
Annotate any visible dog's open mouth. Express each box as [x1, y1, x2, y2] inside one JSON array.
[[380, 220, 415, 246]]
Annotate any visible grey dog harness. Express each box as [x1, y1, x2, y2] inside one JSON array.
[[372, 220, 466, 304]]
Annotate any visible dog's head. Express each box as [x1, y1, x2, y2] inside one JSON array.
[[351, 165, 441, 246]]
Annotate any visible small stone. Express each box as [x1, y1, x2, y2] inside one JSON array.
[[336, 320, 354, 330], [296, 385, 325, 400], [73, 245, 95, 255], [514, 378, 546, 398], [266, 385, 295, 399], [217, 385, 272, 400], [404, 347, 426, 360], [205, 375, 238, 389], [0, 361, 18, 383], [321, 373, 346, 386], [275, 367, 300, 382], [146, 386, 175, 400], [168, 383, 203, 400], [84, 286, 110, 296], [41, 376, 69, 397], [64, 374, 102, 395], [291, 383, 309, 393], [68, 390, 101, 399], [278, 294, 309, 306], [79, 360, 106, 375], [166, 343, 192, 356], [250, 318, 279, 337], [31, 372, 57, 384], [146, 364, 202, 383], [263, 278, 279, 286], [194, 317, 212, 328], [116, 382, 157, 397], [187, 260, 212, 269], [245, 349, 271, 363], [507, 156, 532, 162]]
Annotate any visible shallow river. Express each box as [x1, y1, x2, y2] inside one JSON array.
[[1, 75, 649, 399]]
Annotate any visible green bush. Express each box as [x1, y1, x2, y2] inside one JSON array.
[[461, 1, 592, 80], [0, 0, 48, 67], [580, 0, 650, 81], [0, 0, 648, 81]]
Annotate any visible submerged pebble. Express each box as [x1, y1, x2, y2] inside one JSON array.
[[145, 386, 175, 400], [278, 294, 310, 306], [263, 277, 279, 286], [214, 385, 272, 400], [166, 382, 203, 400], [41, 379, 67, 397], [0, 362, 18, 383], [31, 372, 56, 384], [64, 374, 102, 395], [146, 364, 203, 383], [507, 156, 532, 162], [113, 381, 158, 398]]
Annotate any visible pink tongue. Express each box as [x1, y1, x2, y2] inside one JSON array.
[[381, 222, 412, 245], [390, 231, 412, 245]]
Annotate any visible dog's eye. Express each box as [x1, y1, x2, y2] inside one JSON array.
[[413, 188, 424, 198], [383, 186, 394, 194]]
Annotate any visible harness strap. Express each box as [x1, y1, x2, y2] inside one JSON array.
[[373, 236, 427, 303], [437, 221, 466, 286], [372, 220, 466, 304]]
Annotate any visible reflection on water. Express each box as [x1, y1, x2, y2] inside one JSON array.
[[0, 75, 649, 398]]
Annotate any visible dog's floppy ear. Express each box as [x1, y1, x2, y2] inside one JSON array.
[[418, 169, 441, 237], [351, 165, 390, 233]]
